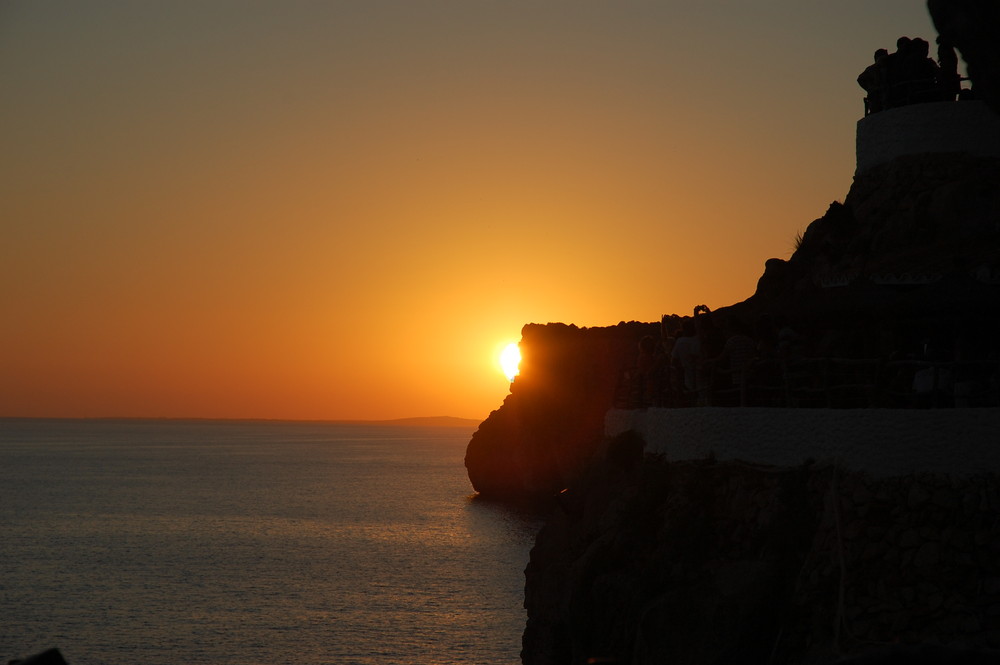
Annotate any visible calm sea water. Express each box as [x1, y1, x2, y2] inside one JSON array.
[[0, 419, 541, 665]]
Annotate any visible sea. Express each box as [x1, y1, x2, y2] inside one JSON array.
[[0, 419, 542, 665]]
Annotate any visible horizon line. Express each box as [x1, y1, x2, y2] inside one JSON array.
[[0, 415, 483, 427]]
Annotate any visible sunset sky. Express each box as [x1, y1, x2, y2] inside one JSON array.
[[1, 2, 943, 421]]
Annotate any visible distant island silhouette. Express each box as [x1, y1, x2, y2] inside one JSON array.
[[372, 415, 482, 428], [0, 415, 481, 428]]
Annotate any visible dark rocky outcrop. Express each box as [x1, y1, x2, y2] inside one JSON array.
[[8, 649, 69, 665], [523, 450, 1000, 664], [465, 322, 657, 500], [742, 152, 1000, 329], [510, 148, 1000, 661], [467, 10, 1000, 663]]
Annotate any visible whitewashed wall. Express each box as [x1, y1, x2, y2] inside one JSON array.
[[856, 100, 1000, 174], [605, 407, 1000, 477]]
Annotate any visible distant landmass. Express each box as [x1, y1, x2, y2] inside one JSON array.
[[0, 416, 482, 428], [372, 416, 481, 428], [213, 415, 482, 427]]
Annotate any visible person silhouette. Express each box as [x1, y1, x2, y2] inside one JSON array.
[[633, 334, 662, 406], [715, 318, 756, 389], [858, 48, 890, 114], [906, 38, 941, 103], [883, 36, 913, 108], [936, 35, 962, 100], [670, 318, 701, 404]]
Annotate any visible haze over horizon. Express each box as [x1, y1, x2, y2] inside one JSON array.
[[1, 1, 944, 421]]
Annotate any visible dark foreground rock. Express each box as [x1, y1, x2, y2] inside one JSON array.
[[465, 321, 657, 500], [8, 649, 69, 665], [523, 441, 1000, 665], [748, 152, 1000, 323]]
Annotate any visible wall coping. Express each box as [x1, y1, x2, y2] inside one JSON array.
[[606, 407, 1000, 477]]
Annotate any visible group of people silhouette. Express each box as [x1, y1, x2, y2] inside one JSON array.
[[857, 35, 964, 115], [625, 306, 804, 409], [621, 304, 1000, 410]]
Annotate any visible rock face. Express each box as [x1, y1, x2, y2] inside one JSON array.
[[743, 151, 1000, 326], [728, 150, 1000, 379], [465, 321, 657, 500], [512, 146, 1000, 662], [467, 42, 1000, 663], [523, 448, 1000, 664]]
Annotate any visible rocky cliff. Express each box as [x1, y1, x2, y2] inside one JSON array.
[[465, 146, 1000, 503], [505, 148, 1000, 662], [522, 442, 1000, 664], [468, 9, 1000, 662], [750, 150, 1000, 323], [505, 147, 1000, 662], [465, 321, 657, 500]]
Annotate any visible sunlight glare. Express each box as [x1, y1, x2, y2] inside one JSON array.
[[499, 343, 521, 381]]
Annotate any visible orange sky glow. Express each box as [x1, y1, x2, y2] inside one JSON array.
[[0, 2, 942, 420]]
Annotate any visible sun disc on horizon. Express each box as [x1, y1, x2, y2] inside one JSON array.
[[499, 343, 521, 381]]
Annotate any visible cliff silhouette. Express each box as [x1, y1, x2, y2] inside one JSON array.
[[466, 80, 1000, 506], [497, 3, 1000, 663], [512, 142, 1000, 661], [466, 321, 658, 500], [467, 147, 1000, 501]]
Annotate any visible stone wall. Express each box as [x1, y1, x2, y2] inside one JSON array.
[[605, 407, 1000, 477]]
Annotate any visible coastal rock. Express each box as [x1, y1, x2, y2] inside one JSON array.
[[522, 455, 1000, 664], [466, 15, 1000, 662], [506, 143, 1000, 661], [465, 322, 656, 500], [746, 151, 1000, 325], [466, 149, 1000, 502], [8, 649, 69, 665]]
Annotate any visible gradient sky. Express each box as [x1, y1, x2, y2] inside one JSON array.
[[1, 1, 943, 421]]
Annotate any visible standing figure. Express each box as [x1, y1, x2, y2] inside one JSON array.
[[670, 318, 701, 405], [883, 36, 913, 109], [906, 38, 942, 103], [936, 35, 962, 101], [858, 48, 890, 114]]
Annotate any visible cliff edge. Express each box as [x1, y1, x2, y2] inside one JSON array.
[[465, 321, 657, 500], [470, 7, 1000, 661], [466, 143, 1000, 503]]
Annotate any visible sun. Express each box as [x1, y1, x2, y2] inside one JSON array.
[[499, 342, 521, 381]]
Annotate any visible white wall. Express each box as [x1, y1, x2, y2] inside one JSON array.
[[856, 101, 1000, 174], [606, 407, 1000, 477]]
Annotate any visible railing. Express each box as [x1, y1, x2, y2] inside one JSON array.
[[615, 357, 1000, 409], [863, 76, 969, 116]]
